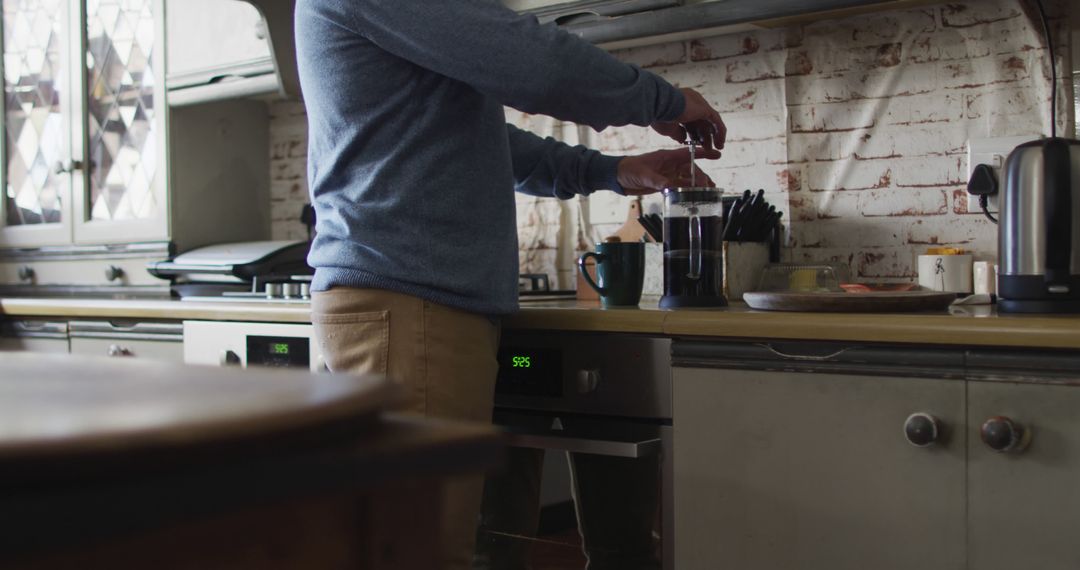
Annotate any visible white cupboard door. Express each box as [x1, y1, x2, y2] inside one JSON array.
[[0, 0, 76, 246], [967, 381, 1080, 570], [72, 0, 168, 245], [674, 368, 966, 570]]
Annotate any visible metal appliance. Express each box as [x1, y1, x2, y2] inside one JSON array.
[[495, 331, 674, 570], [183, 320, 323, 372], [999, 138, 1080, 313], [148, 240, 313, 302], [660, 187, 727, 309]]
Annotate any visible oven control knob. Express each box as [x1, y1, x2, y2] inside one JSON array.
[[299, 283, 311, 299], [282, 282, 300, 298], [265, 283, 283, 299], [104, 265, 124, 282], [903, 413, 941, 447], [220, 350, 242, 367], [981, 416, 1030, 453], [576, 369, 601, 394]]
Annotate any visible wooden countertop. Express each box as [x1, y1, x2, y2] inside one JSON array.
[[2, 296, 1079, 350]]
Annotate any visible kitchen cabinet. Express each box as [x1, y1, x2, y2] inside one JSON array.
[[69, 319, 183, 362], [672, 341, 1080, 570], [0, 319, 69, 352], [165, 0, 277, 106], [0, 0, 271, 288], [673, 365, 966, 570], [966, 372, 1080, 569]]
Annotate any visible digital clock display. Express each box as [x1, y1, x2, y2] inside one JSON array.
[[496, 347, 562, 397], [247, 336, 309, 369]]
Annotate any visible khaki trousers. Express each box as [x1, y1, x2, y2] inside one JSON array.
[[312, 287, 500, 570]]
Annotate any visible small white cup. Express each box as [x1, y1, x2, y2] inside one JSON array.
[[918, 254, 973, 293]]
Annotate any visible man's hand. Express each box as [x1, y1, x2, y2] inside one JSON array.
[[616, 147, 721, 196], [652, 88, 727, 151]]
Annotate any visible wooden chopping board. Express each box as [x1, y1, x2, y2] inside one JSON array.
[[743, 291, 958, 312]]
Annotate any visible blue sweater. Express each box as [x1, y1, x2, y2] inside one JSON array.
[[295, 0, 685, 315]]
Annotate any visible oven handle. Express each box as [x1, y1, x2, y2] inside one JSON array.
[[501, 428, 661, 458]]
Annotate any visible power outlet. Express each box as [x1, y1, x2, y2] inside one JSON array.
[[965, 135, 1038, 214]]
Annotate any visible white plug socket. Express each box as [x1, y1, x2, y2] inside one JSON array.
[[965, 135, 1039, 214]]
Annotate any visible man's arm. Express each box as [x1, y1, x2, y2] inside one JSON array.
[[339, 0, 684, 131], [507, 125, 623, 199], [507, 125, 721, 198]]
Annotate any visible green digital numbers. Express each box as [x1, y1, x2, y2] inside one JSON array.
[[512, 355, 531, 368]]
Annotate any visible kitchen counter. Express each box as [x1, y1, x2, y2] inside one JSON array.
[[2, 296, 1079, 350]]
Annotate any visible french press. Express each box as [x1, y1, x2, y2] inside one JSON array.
[[659, 187, 727, 309]]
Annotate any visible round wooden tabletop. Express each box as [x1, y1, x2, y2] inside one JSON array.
[[0, 353, 394, 463]]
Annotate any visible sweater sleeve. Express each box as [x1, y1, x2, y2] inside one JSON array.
[[342, 0, 685, 131], [506, 124, 624, 199]]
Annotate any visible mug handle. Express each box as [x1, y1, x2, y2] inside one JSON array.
[[578, 252, 606, 296]]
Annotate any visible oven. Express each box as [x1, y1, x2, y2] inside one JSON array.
[[494, 331, 673, 570], [182, 321, 325, 372]]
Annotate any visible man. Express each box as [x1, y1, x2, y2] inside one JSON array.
[[294, 1, 726, 569]]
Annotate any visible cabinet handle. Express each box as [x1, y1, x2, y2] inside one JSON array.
[[980, 416, 1031, 453], [576, 368, 601, 394], [17, 266, 34, 282], [104, 265, 124, 282], [107, 344, 134, 357], [54, 160, 84, 175], [904, 413, 942, 447]]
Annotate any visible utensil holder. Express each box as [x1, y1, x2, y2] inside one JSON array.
[[723, 242, 770, 301]]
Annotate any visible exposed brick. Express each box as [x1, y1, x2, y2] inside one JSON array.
[[611, 42, 687, 69], [789, 101, 877, 133], [940, 3, 1023, 29], [858, 188, 949, 217], [891, 156, 967, 188], [806, 161, 892, 192], [689, 33, 767, 62], [725, 57, 784, 84]]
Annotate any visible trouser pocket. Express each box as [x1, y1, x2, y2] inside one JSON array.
[[311, 310, 390, 376]]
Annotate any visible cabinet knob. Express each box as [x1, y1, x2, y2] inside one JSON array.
[[107, 344, 134, 357], [17, 265, 34, 281], [54, 160, 84, 175], [904, 413, 941, 447], [105, 265, 124, 282], [981, 416, 1030, 453], [220, 350, 242, 367], [576, 368, 601, 394]]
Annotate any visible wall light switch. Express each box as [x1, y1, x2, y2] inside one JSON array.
[[966, 135, 1039, 214]]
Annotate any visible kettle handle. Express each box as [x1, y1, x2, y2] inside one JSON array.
[[1043, 138, 1073, 284]]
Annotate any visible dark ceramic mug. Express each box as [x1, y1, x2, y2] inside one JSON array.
[[578, 241, 645, 307]]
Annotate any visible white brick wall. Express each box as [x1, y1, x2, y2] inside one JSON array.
[[269, 0, 1074, 285]]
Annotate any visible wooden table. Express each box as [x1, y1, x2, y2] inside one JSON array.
[[0, 354, 503, 569]]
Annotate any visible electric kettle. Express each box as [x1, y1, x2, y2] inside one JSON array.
[[998, 138, 1080, 313]]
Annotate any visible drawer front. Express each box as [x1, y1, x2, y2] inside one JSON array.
[[69, 337, 183, 362]]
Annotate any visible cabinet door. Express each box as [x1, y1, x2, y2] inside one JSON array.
[[674, 367, 965, 570], [72, 0, 168, 244], [0, 0, 76, 246], [968, 381, 1080, 570], [0, 336, 69, 352]]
